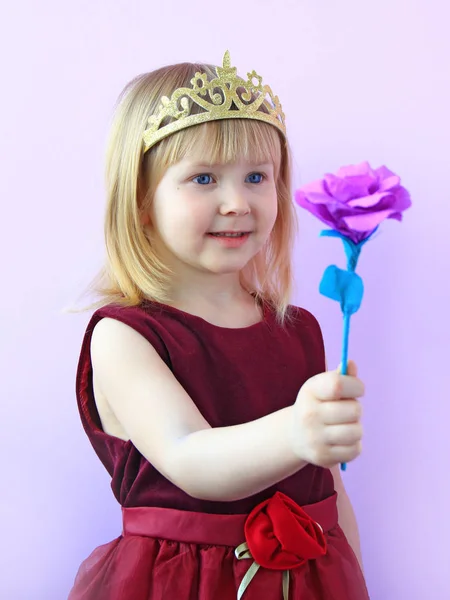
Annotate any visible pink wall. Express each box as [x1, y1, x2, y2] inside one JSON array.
[[1, 1, 449, 598]]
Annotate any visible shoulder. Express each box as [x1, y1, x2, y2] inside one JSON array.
[[285, 305, 323, 338], [90, 315, 144, 353], [90, 315, 164, 380], [88, 302, 159, 331], [84, 302, 171, 362], [88, 308, 175, 418], [283, 305, 326, 370], [89, 300, 190, 333]]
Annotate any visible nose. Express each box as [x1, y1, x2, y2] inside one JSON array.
[[219, 185, 251, 216]]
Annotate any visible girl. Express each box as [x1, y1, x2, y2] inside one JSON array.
[[69, 52, 369, 599]]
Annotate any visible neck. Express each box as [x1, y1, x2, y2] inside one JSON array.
[[167, 271, 261, 328], [170, 271, 247, 309]]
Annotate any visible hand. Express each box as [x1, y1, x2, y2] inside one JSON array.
[[291, 361, 364, 468]]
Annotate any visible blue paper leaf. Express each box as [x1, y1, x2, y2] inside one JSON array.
[[319, 227, 378, 245], [319, 265, 364, 315], [319, 228, 378, 271], [319, 230, 346, 240]]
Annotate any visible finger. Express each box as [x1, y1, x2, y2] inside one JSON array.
[[324, 423, 363, 446], [328, 442, 362, 464], [336, 360, 358, 377], [307, 372, 364, 401], [320, 400, 362, 425]]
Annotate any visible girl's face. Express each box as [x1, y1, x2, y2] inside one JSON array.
[[147, 158, 278, 278]]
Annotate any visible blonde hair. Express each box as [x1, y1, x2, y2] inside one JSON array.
[[87, 61, 297, 322]]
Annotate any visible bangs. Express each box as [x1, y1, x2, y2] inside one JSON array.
[[148, 119, 283, 184]]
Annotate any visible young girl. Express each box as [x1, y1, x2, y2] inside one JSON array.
[[69, 52, 369, 600]]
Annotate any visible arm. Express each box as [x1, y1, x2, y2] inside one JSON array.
[[331, 465, 364, 572], [91, 318, 308, 502]]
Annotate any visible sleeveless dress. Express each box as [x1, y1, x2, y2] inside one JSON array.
[[69, 301, 369, 600]]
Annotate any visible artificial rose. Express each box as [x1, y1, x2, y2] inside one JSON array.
[[244, 492, 327, 570], [295, 161, 411, 244]]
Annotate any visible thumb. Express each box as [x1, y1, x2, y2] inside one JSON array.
[[336, 360, 358, 377]]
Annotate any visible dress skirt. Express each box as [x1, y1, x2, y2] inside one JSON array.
[[68, 492, 369, 600]]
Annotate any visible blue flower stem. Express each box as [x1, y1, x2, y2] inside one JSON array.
[[341, 312, 351, 376], [340, 243, 360, 472], [321, 230, 368, 473], [340, 311, 351, 472]]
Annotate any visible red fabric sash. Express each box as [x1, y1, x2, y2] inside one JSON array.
[[123, 491, 337, 569]]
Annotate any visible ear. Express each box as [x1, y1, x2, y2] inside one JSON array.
[[138, 187, 152, 227], [137, 169, 152, 227], [140, 210, 151, 226]]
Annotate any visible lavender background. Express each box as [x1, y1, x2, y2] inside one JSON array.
[[1, 1, 449, 598]]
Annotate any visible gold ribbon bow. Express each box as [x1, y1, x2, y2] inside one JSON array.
[[235, 542, 290, 600]]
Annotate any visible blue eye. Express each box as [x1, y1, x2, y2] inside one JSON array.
[[193, 174, 213, 185], [246, 173, 264, 184]]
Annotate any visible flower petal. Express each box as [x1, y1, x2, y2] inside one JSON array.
[[391, 186, 412, 211], [347, 191, 392, 208], [343, 208, 398, 232], [378, 174, 401, 191], [297, 197, 345, 230], [324, 173, 376, 202], [295, 180, 330, 203], [374, 165, 397, 180], [388, 211, 404, 222], [335, 161, 375, 179]]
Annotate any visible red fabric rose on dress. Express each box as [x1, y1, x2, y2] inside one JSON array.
[[244, 492, 327, 570]]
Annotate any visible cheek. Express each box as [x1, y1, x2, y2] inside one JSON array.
[[262, 192, 279, 229], [153, 197, 211, 243]]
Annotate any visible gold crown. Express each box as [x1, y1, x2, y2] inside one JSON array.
[[142, 51, 286, 153]]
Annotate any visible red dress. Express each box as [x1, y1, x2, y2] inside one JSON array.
[[69, 301, 369, 600]]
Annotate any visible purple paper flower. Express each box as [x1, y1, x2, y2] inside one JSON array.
[[295, 161, 411, 244]]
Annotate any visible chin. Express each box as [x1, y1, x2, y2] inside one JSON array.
[[206, 264, 245, 275], [203, 259, 251, 275]]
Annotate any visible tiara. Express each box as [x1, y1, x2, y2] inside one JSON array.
[[142, 51, 286, 153]]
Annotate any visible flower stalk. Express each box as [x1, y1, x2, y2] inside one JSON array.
[[295, 161, 411, 471]]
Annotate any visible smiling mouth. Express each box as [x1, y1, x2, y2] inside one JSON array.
[[207, 232, 252, 238]]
